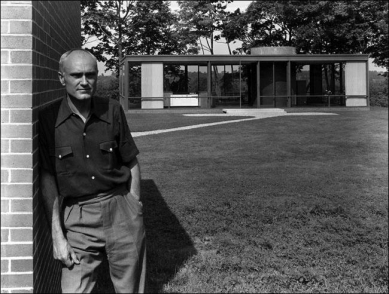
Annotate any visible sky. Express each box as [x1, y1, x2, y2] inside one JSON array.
[[88, 1, 384, 74]]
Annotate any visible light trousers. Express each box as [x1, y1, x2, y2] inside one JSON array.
[[61, 191, 146, 293]]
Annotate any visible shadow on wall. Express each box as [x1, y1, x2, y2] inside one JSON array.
[[93, 179, 197, 293]]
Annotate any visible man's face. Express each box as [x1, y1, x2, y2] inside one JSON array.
[[59, 52, 98, 101]]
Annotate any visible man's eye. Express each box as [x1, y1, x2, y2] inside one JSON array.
[[71, 74, 83, 78]]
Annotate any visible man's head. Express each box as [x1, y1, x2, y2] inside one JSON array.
[[58, 49, 98, 101]]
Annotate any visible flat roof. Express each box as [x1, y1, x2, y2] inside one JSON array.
[[120, 54, 369, 65]]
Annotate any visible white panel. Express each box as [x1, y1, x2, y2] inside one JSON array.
[[345, 62, 367, 96], [170, 94, 199, 107], [346, 98, 367, 106], [141, 63, 163, 109]]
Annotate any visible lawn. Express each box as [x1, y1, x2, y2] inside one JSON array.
[[95, 107, 388, 293]]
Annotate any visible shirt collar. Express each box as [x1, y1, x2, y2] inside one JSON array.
[[55, 96, 73, 127], [55, 95, 111, 127]]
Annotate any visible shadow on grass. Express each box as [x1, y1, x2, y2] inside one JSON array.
[[92, 179, 197, 293]]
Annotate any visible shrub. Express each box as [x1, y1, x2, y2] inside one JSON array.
[[96, 75, 119, 101], [369, 71, 388, 107]]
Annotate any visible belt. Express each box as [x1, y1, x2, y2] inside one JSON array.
[[63, 183, 128, 211]]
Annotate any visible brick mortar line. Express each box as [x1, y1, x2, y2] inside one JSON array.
[[1, 212, 33, 214], [2, 34, 32, 36], [1, 183, 32, 185], [1, 257, 33, 260], [1, 289, 33, 292], [1, 242, 33, 245], [1, 272, 34, 275], [1, 227, 33, 229]]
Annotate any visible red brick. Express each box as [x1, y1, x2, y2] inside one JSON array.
[[11, 199, 32, 213], [9, 20, 32, 34], [1, 260, 9, 273], [10, 169, 33, 183], [10, 229, 32, 242], [1, 50, 10, 64], [10, 51, 32, 64], [1, 183, 33, 198], [1, 200, 10, 212], [10, 109, 32, 123], [1, 65, 32, 79], [0, 273, 33, 288], [0, 5, 32, 20], [10, 259, 33, 272], [1, 244, 32, 258], [1, 124, 32, 139], [1, 109, 10, 123], [0, 94, 33, 108], [2, 139, 10, 153], [1, 170, 10, 183], [1, 229, 10, 242], [1, 81, 9, 95], [10, 139, 33, 153], [1, 213, 32, 227], [10, 80, 32, 94], [1, 20, 9, 34]]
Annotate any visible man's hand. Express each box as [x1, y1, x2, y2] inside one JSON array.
[[53, 236, 80, 268]]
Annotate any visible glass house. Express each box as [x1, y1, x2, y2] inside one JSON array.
[[119, 47, 370, 110]]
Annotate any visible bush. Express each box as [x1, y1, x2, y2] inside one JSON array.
[[96, 75, 119, 101], [369, 71, 388, 107]]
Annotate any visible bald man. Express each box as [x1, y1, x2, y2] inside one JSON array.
[[39, 49, 145, 293]]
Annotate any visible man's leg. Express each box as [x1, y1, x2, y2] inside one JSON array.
[[62, 202, 105, 293], [103, 193, 146, 293]]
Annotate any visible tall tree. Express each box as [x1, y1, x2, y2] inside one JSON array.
[[226, 0, 388, 71], [177, 0, 234, 55], [81, 0, 189, 73]]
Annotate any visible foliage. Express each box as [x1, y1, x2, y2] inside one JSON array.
[[369, 71, 388, 107], [81, 0, 189, 74], [227, 0, 388, 71], [177, 0, 235, 55], [95, 74, 119, 101]]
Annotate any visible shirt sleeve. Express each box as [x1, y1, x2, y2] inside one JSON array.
[[117, 105, 139, 163]]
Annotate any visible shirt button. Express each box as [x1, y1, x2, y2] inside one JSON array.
[[83, 133, 86, 136], [58, 155, 62, 159], [109, 148, 113, 152], [86, 155, 90, 158], [91, 176, 95, 180]]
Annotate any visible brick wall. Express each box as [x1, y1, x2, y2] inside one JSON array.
[[1, 1, 80, 292]]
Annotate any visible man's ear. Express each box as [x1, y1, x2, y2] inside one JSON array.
[[58, 72, 65, 86]]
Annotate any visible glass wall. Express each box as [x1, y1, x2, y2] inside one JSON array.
[[211, 65, 244, 107], [293, 63, 345, 107], [128, 63, 142, 109]]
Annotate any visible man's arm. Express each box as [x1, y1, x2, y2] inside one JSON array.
[[40, 169, 79, 267], [127, 157, 141, 201]]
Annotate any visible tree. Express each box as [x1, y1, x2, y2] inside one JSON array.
[[227, 0, 388, 72], [81, 0, 189, 74], [176, 1, 238, 99], [177, 0, 235, 55]]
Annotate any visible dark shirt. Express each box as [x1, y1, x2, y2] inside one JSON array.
[[39, 96, 139, 198]]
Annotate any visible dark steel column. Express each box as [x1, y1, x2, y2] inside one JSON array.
[[207, 61, 211, 108], [257, 61, 260, 108]]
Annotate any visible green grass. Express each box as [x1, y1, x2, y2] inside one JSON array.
[[95, 107, 388, 293], [125, 113, 252, 132]]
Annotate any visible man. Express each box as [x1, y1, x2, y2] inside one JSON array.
[[39, 49, 145, 293]]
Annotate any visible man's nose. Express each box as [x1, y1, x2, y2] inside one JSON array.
[[80, 75, 88, 85]]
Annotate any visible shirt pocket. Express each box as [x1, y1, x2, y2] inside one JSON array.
[[99, 140, 118, 170], [50, 146, 74, 175]]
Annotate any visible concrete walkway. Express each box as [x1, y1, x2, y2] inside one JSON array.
[[131, 109, 338, 137]]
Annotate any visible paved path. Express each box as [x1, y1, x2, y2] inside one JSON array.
[[131, 111, 338, 138]]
